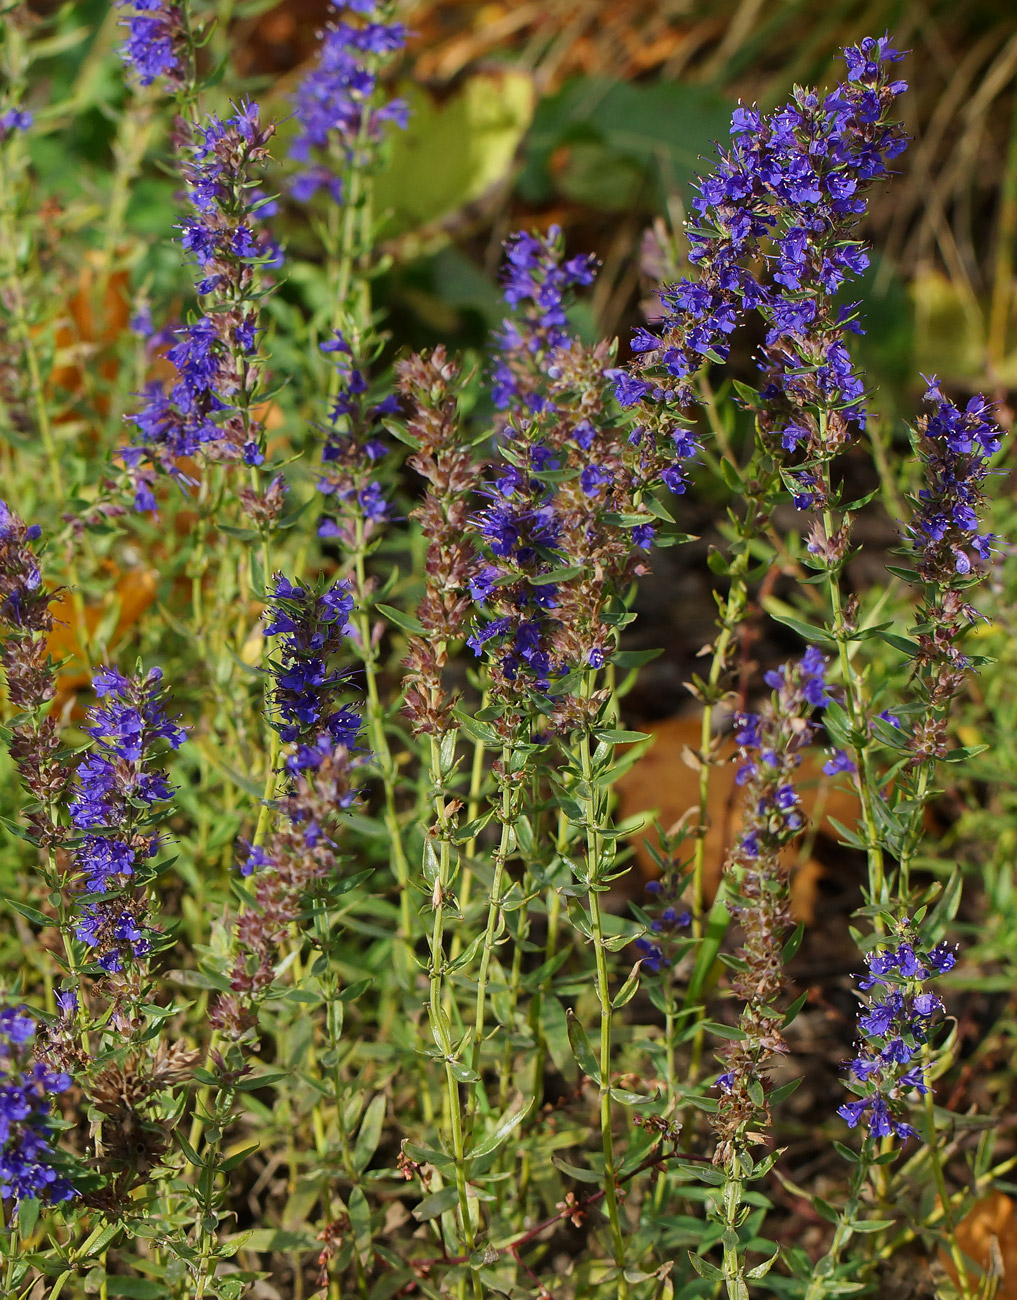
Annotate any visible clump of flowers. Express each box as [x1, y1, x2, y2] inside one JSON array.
[[262, 574, 361, 772], [125, 101, 278, 506], [314, 333, 398, 544], [69, 667, 186, 975], [0, 107, 32, 139], [618, 35, 909, 507], [0, 1007, 75, 1208], [492, 227, 596, 415], [903, 378, 1004, 764], [468, 229, 687, 726], [0, 501, 70, 849], [116, 0, 187, 88], [216, 575, 364, 1033], [635, 886, 692, 974], [289, 0, 408, 204], [909, 377, 1001, 583], [398, 346, 484, 736], [713, 648, 830, 1162], [213, 745, 360, 1038], [838, 930, 955, 1140]]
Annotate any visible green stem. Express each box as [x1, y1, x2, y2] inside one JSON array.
[[467, 748, 516, 1120], [803, 1153, 872, 1300], [351, 524, 414, 976], [921, 1052, 975, 1300], [720, 1174, 749, 1300], [577, 680, 628, 1294], [820, 500, 887, 927]]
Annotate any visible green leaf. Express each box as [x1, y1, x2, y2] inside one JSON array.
[[592, 728, 649, 744], [375, 73, 535, 234], [813, 1196, 840, 1224], [925, 867, 963, 933], [702, 1020, 747, 1041], [850, 1218, 897, 1233], [719, 456, 743, 491], [402, 1141, 455, 1171], [879, 630, 920, 655], [761, 601, 835, 647], [104, 1281, 169, 1298], [781, 991, 808, 1028], [611, 961, 642, 1009], [354, 1095, 387, 1174], [4, 899, 54, 928], [611, 1088, 651, 1106], [374, 603, 424, 636], [412, 1185, 461, 1222], [532, 565, 584, 584], [746, 1250, 780, 1279], [470, 1097, 533, 1161], [566, 1009, 601, 1082], [221, 1143, 260, 1173], [452, 709, 501, 748], [339, 979, 374, 1003], [688, 1253, 725, 1280], [551, 1155, 602, 1183], [16, 1198, 40, 1238]]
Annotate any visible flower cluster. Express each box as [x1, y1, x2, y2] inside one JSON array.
[[125, 102, 279, 507], [468, 231, 684, 726], [713, 649, 831, 1163], [289, 0, 408, 204], [492, 228, 597, 414], [212, 747, 359, 1038], [219, 583, 365, 1025], [116, 0, 187, 88], [0, 107, 32, 140], [0, 502, 70, 848], [635, 881, 692, 974], [909, 377, 1001, 583], [903, 378, 1004, 763], [263, 574, 362, 773], [314, 333, 398, 544], [618, 36, 908, 506], [69, 667, 186, 975], [838, 932, 955, 1141], [0, 1007, 75, 1207], [398, 346, 485, 735]]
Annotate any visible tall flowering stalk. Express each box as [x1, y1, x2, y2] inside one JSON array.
[[124, 100, 279, 512], [0, 1007, 75, 1210], [889, 381, 1005, 893], [399, 346, 482, 976], [465, 228, 697, 1292], [0, 501, 67, 853], [289, 0, 407, 326], [68, 666, 186, 981], [192, 576, 363, 1297], [614, 39, 909, 948], [807, 929, 961, 1298], [709, 650, 829, 1297]]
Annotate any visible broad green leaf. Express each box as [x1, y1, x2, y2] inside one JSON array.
[[375, 73, 535, 235]]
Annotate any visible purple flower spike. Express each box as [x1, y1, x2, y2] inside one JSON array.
[[838, 924, 953, 1144], [0, 1009, 76, 1207], [68, 668, 186, 974]]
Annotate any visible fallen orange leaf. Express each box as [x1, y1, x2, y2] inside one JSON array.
[[942, 1191, 1017, 1297], [49, 252, 131, 416]]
